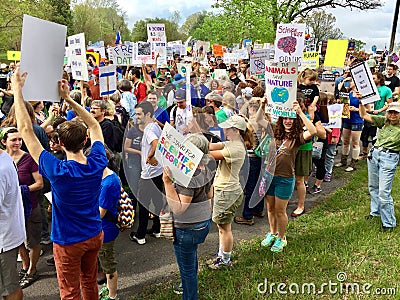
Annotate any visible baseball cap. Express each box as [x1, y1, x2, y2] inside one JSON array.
[[175, 89, 186, 101], [387, 102, 400, 113], [219, 115, 247, 131], [0, 63, 7, 69]]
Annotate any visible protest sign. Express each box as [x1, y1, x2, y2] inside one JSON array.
[[68, 32, 89, 81], [151, 41, 167, 66], [166, 46, 173, 60], [213, 69, 227, 81], [324, 40, 348, 67], [274, 23, 305, 64], [99, 65, 117, 97], [147, 23, 166, 42], [133, 42, 154, 64], [213, 44, 224, 57], [7, 51, 20, 61], [233, 49, 249, 60], [322, 104, 343, 128], [194, 40, 210, 53], [109, 44, 132, 65], [86, 51, 99, 66], [155, 123, 203, 188], [223, 52, 239, 65], [20, 15, 66, 101], [177, 63, 190, 76], [318, 72, 335, 94], [87, 45, 106, 59], [264, 61, 298, 118], [301, 52, 320, 70], [350, 62, 380, 105], [254, 43, 263, 50], [250, 49, 270, 79]]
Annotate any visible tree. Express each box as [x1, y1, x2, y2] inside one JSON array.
[[180, 11, 207, 37], [301, 11, 344, 49], [47, 0, 73, 34], [131, 17, 186, 42]]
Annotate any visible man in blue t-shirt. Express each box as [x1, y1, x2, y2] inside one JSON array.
[[12, 67, 108, 300], [146, 91, 169, 128]]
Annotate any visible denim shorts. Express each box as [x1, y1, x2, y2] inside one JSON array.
[[342, 121, 363, 131], [266, 175, 296, 200]]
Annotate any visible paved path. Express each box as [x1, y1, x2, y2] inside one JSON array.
[[23, 169, 346, 300]]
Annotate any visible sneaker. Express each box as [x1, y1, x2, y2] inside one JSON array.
[[304, 181, 309, 189], [205, 253, 220, 265], [99, 285, 109, 298], [46, 257, 55, 267], [234, 216, 255, 225], [208, 257, 232, 270], [345, 165, 355, 172], [311, 185, 322, 194], [311, 169, 317, 177], [40, 237, 52, 245], [129, 232, 146, 245], [270, 237, 287, 253], [172, 283, 183, 295], [323, 173, 331, 182], [261, 233, 277, 247], [146, 229, 161, 238]]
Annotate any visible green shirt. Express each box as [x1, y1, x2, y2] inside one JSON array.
[[216, 109, 228, 124], [375, 86, 392, 115], [371, 115, 400, 152]]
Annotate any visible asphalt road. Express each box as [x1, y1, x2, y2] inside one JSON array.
[[22, 170, 345, 300]]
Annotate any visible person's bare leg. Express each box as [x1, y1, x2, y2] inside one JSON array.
[[266, 195, 277, 234], [18, 245, 29, 271], [27, 244, 41, 275], [294, 176, 306, 214], [217, 223, 233, 253], [275, 197, 289, 239], [106, 272, 118, 298], [4, 288, 23, 300]]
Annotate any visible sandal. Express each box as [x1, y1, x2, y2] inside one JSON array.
[[20, 272, 39, 289], [18, 268, 27, 280]]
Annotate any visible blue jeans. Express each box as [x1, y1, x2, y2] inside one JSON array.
[[368, 148, 399, 227], [325, 144, 337, 175], [242, 156, 264, 219], [173, 219, 211, 300]]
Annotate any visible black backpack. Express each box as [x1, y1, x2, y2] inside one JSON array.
[[115, 106, 130, 129], [111, 116, 124, 153]]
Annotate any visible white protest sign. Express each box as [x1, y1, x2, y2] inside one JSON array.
[[20, 15, 66, 101], [194, 40, 210, 53], [250, 49, 270, 79], [274, 23, 305, 64], [301, 51, 320, 70], [68, 32, 88, 81], [322, 104, 343, 128], [254, 43, 263, 50], [109, 44, 133, 65], [223, 53, 239, 65], [350, 62, 381, 105], [87, 45, 106, 59], [213, 69, 228, 81], [151, 41, 167, 66], [134, 42, 154, 64], [265, 61, 298, 118], [147, 23, 166, 42], [233, 49, 249, 59], [99, 65, 117, 97], [155, 123, 202, 188]]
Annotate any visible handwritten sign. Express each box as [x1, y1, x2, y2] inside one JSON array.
[[301, 51, 320, 70], [68, 32, 88, 81], [274, 23, 305, 64], [265, 61, 298, 118], [155, 123, 202, 187], [109, 44, 132, 65], [223, 53, 239, 65], [250, 49, 270, 79], [20, 15, 66, 101], [99, 65, 117, 97], [233, 49, 249, 59], [350, 62, 380, 105], [147, 23, 166, 42], [151, 41, 167, 66], [322, 104, 343, 128], [213, 44, 224, 57], [324, 40, 348, 67]]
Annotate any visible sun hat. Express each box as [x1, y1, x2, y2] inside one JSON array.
[[219, 115, 247, 131], [387, 102, 400, 113]]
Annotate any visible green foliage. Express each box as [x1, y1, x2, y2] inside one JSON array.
[[180, 11, 208, 37], [131, 17, 187, 42]]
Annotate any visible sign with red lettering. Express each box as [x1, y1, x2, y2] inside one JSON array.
[[147, 23, 166, 42], [274, 23, 305, 64]]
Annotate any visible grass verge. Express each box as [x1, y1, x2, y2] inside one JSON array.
[[136, 161, 400, 299]]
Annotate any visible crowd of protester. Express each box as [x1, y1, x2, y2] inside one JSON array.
[[0, 49, 400, 300]]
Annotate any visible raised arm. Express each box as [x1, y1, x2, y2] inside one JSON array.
[[58, 79, 104, 144], [293, 101, 317, 140], [12, 67, 44, 163]]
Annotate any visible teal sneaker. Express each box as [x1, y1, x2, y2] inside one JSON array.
[[98, 285, 109, 299], [261, 233, 277, 247], [270, 237, 287, 253]]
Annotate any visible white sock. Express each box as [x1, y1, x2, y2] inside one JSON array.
[[218, 244, 223, 257], [222, 251, 231, 263]]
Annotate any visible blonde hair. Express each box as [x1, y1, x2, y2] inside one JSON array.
[[298, 68, 317, 84], [222, 92, 236, 109]]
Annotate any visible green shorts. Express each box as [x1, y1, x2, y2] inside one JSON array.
[[212, 188, 244, 225], [98, 240, 117, 274], [25, 206, 42, 249], [0, 247, 20, 297], [295, 150, 313, 177]]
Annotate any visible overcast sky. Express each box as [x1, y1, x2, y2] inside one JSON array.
[[118, 0, 398, 52]]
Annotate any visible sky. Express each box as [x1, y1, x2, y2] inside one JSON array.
[[118, 0, 399, 52]]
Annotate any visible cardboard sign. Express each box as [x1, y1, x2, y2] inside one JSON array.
[[109, 44, 133, 65], [151, 41, 167, 66], [301, 52, 320, 70], [350, 62, 381, 105], [68, 32, 89, 81], [264, 61, 298, 118], [274, 23, 305, 64], [133, 42, 153, 64], [233, 49, 249, 60], [213, 44, 224, 57], [20, 15, 66, 101], [7, 51, 21, 61], [99, 65, 117, 97], [250, 49, 270, 79], [147, 23, 166, 42], [322, 104, 343, 128], [155, 123, 202, 188], [223, 53, 239, 65], [324, 40, 348, 67]]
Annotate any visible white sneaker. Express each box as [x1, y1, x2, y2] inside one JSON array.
[[129, 232, 146, 245]]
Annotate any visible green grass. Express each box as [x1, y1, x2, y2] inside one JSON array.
[[136, 161, 400, 299]]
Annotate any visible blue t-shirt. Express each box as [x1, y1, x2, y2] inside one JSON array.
[[99, 172, 120, 243], [39, 141, 108, 245], [154, 107, 169, 125], [66, 107, 91, 121], [345, 91, 363, 124]]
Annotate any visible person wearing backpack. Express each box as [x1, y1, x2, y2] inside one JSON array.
[[90, 100, 115, 152], [97, 148, 121, 300]]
